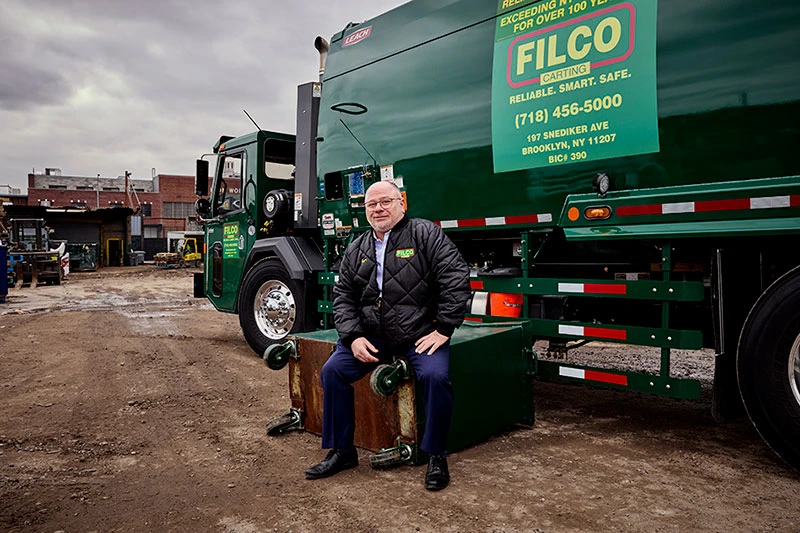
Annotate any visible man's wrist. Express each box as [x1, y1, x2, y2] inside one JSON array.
[[435, 325, 455, 338], [340, 334, 360, 348]]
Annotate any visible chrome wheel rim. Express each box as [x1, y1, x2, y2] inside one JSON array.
[[254, 280, 295, 340], [790, 333, 800, 408]]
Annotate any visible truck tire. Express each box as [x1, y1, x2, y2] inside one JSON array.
[[238, 258, 309, 356], [737, 266, 800, 470]]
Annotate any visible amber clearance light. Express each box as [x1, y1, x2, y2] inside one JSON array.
[[567, 207, 580, 221], [584, 206, 612, 220]]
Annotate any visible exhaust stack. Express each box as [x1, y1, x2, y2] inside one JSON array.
[[314, 36, 329, 81]]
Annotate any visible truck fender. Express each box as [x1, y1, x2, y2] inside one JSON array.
[[243, 237, 324, 281]]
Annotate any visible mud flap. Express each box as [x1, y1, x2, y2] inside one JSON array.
[[193, 272, 204, 298]]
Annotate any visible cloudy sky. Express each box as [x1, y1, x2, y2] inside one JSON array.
[[0, 0, 407, 192]]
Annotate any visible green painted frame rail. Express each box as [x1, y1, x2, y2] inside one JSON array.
[[564, 216, 800, 241], [466, 314, 702, 350], [470, 276, 704, 301], [318, 272, 337, 285], [527, 318, 702, 350], [316, 241, 704, 399], [537, 360, 702, 399], [559, 175, 800, 241], [318, 271, 338, 316]]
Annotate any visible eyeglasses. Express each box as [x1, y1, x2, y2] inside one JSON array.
[[365, 197, 402, 210]]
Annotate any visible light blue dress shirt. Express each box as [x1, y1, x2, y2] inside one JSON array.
[[374, 230, 390, 292]]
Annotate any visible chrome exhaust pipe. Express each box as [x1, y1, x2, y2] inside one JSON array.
[[314, 36, 329, 81]]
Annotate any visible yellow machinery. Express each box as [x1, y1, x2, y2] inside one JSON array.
[[154, 237, 201, 268]]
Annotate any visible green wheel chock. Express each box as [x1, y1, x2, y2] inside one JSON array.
[[264, 340, 296, 370]]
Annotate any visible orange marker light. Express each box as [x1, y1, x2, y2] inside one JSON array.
[[567, 207, 580, 221], [584, 206, 612, 220]]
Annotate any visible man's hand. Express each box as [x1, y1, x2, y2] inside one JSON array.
[[414, 330, 449, 355], [351, 337, 380, 363]]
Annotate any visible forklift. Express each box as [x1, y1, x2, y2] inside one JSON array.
[[7, 218, 64, 288]]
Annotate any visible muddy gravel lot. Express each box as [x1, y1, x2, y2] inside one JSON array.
[[1, 267, 798, 532]]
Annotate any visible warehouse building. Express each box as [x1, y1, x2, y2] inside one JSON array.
[[25, 168, 207, 260]]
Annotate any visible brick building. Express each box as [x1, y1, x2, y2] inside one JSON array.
[[0, 185, 27, 206], [26, 168, 210, 259]]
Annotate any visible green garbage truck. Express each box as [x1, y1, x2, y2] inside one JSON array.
[[193, 0, 800, 469]]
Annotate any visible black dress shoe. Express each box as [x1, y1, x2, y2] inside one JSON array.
[[305, 448, 358, 480], [424, 454, 449, 491]]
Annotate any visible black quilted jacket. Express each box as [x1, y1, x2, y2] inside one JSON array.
[[333, 216, 470, 349]]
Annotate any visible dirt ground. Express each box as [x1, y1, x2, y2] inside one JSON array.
[[1, 267, 798, 533]]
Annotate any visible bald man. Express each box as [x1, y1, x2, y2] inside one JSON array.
[[305, 181, 470, 490]]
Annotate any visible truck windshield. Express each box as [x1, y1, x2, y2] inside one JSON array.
[[214, 152, 244, 214]]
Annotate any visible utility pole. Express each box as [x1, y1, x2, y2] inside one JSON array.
[[125, 171, 133, 209]]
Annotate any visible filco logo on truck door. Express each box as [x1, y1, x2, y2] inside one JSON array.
[[491, 0, 660, 173]]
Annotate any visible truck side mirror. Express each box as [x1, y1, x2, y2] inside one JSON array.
[[195, 198, 211, 218], [195, 159, 209, 197]]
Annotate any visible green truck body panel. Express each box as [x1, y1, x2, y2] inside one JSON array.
[[316, 0, 800, 231]]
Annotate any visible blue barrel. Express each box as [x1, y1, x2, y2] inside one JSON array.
[[0, 244, 7, 303]]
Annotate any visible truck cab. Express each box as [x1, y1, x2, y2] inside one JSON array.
[[195, 120, 324, 355]]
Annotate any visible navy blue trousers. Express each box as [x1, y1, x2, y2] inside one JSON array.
[[320, 338, 453, 456]]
